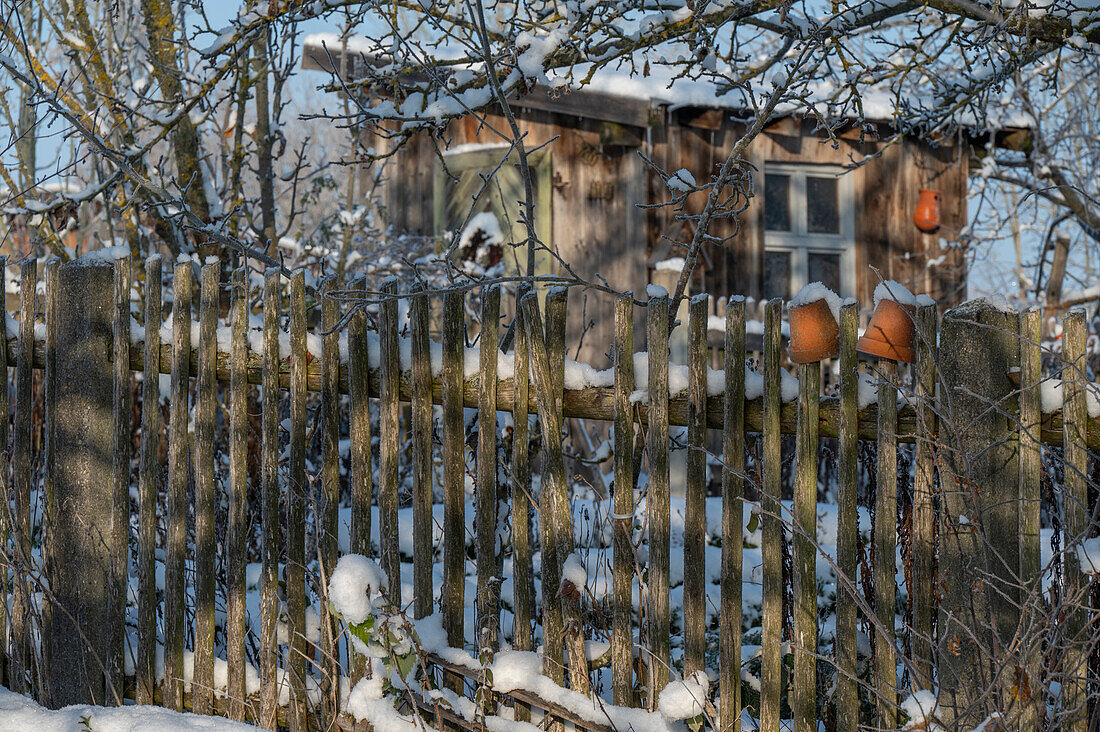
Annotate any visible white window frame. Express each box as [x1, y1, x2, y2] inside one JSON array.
[[763, 163, 856, 298]]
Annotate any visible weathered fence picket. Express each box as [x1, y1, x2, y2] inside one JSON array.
[[760, 298, 782, 732], [165, 259, 190, 712], [193, 260, 218, 716], [684, 294, 707, 680], [287, 271, 309, 729], [611, 292, 634, 708], [226, 266, 249, 722], [719, 296, 745, 732], [1063, 308, 1088, 732], [875, 356, 899, 729], [5, 255, 1100, 732], [835, 301, 860, 730]]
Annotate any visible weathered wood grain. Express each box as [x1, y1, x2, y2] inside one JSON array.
[[476, 285, 501, 655], [647, 292, 670, 706], [612, 293, 635, 707], [792, 358, 819, 732], [834, 302, 859, 731], [259, 269, 281, 727], [874, 358, 899, 729], [192, 260, 218, 715], [409, 284, 433, 621], [684, 294, 708, 679], [226, 267, 249, 722], [287, 272, 309, 728]]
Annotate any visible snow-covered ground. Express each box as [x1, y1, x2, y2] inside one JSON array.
[[0, 686, 260, 731]]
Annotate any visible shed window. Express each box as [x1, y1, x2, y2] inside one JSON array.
[[763, 164, 855, 298]]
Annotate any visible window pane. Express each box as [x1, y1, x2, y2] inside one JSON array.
[[764, 173, 791, 231], [806, 176, 840, 233], [808, 252, 841, 294], [764, 250, 791, 300]]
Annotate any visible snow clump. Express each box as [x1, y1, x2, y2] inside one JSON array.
[[328, 554, 386, 625], [667, 169, 696, 192], [658, 671, 710, 721], [873, 280, 917, 308], [789, 281, 841, 325], [901, 689, 944, 730]]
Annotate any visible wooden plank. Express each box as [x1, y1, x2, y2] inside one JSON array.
[[10, 259, 35, 694], [760, 298, 782, 732], [259, 268, 281, 728], [41, 257, 59, 704], [378, 279, 401, 606], [874, 358, 899, 729], [684, 294, 708, 678], [287, 271, 309, 728], [476, 285, 501, 654], [109, 256, 131, 705], [98, 334, 1100, 447], [544, 287, 590, 695], [647, 291, 671, 706], [834, 302, 859, 730], [441, 290, 466, 675], [165, 258, 191, 712], [409, 285, 433, 621], [719, 297, 745, 732], [320, 274, 342, 715], [792, 356, 819, 732], [1062, 308, 1087, 732], [612, 293, 634, 707], [192, 260, 218, 715], [1017, 306, 1042, 729], [511, 292, 535, 723], [226, 267, 249, 722], [137, 255, 161, 707], [531, 294, 565, 693], [911, 304, 937, 686]]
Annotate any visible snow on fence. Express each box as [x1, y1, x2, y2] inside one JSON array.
[[1, 253, 1098, 731]]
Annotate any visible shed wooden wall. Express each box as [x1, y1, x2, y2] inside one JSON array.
[[378, 105, 968, 365]]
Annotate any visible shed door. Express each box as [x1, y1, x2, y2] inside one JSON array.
[[434, 145, 553, 279]]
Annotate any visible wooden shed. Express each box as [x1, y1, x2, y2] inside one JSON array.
[[304, 38, 1014, 366]]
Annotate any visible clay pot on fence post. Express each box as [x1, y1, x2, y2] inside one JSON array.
[[788, 298, 840, 363], [914, 189, 942, 234], [856, 298, 917, 363]]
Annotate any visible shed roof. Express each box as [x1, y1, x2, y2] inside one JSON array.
[[302, 32, 1033, 139]]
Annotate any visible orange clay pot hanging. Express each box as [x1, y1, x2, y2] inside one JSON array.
[[788, 298, 839, 363], [913, 189, 941, 234], [856, 299, 917, 363]]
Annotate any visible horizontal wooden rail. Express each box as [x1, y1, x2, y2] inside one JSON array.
[[9, 338, 1095, 447]]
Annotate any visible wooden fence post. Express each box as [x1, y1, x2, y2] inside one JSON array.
[[50, 259, 115, 707], [936, 299, 1021, 726]]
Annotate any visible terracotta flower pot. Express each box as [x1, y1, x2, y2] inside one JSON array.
[[914, 189, 941, 233], [788, 298, 839, 363], [857, 298, 917, 363]]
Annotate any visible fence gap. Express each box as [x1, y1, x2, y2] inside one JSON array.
[[136, 254, 161, 707]]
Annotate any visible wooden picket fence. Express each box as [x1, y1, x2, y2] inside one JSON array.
[[2, 253, 1099, 731]]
